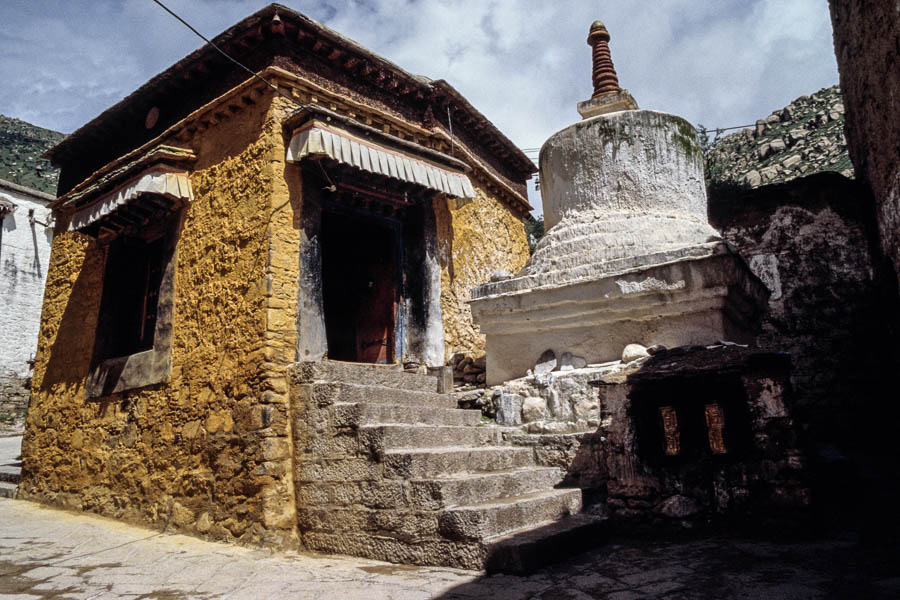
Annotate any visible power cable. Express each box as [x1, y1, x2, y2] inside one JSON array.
[[149, 0, 299, 108], [148, 0, 545, 163]]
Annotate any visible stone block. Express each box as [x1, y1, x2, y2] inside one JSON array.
[[522, 397, 546, 422], [495, 393, 524, 426]]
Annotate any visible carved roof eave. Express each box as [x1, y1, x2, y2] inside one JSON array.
[[44, 3, 534, 179], [430, 80, 537, 176], [51, 145, 197, 213], [283, 104, 472, 173], [49, 64, 532, 217]]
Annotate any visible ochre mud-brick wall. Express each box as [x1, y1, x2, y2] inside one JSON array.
[[20, 90, 300, 549], [435, 186, 529, 360]]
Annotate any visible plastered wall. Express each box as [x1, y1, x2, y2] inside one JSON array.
[[20, 92, 300, 548], [0, 182, 52, 416], [435, 186, 530, 359]]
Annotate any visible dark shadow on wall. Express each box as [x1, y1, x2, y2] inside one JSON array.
[[709, 173, 900, 447], [36, 236, 105, 391], [709, 172, 900, 550]]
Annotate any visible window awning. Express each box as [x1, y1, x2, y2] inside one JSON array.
[[286, 120, 476, 199], [70, 167, 193, 232], [0, 194, 15, 216]]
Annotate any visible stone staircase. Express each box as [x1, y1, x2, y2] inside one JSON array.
[[0, 440, 21, 499], [290, 361, 605, 572]]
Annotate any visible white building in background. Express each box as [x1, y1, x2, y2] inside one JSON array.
[[0, 178, 54, 406]]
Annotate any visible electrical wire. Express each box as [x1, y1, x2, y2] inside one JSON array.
[[149, 0, 299, 108]]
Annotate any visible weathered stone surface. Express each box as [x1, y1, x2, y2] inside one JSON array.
[[534, 350, 557, 376], [0, 371, 30, 426], [0, 181, 53, 424], [621, 344, 649, 364], [706, 85, 853, 190], [20, 93, 300, 549], [709, 173, 896, 440], [473, 250, 768, 384], [658, 495, 702, 519], [522, 397, 546, 423], [289, 361, 606, 570], [472, 106, 767, 384], [830, 1, 900, 286], [435, 188, 530, 361], [495, 393, 524, 426], [600, 346, 809, 529]]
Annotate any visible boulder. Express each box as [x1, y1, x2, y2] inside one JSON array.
[[522, 397, 547, 422], [658, 495, 702, 518], [534, 350, 557, 376], [622, 344, 649, 363]]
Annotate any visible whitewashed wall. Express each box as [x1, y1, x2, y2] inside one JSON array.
[[0, 179, 54, 383]]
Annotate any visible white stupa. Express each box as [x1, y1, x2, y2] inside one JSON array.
[[471, 21, 769, 384]]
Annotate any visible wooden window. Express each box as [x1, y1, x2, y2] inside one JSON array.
[[94, 226, 168, 360]]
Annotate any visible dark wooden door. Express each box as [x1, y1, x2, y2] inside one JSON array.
[[355, 231, 397, 363], [322, 210, 398, 364]]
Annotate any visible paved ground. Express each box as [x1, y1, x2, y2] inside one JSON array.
[[3, 431, 899, 598], [0, 433, 22, 498], [0, 433, 23, 462], [2, 497, 899, 600]]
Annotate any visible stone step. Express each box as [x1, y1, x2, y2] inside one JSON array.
[[331, 383, 457, 409], [439, 488, 583, 541], [301, 531, 490, 571], [484, 513, 609, 574], [293, 361, 439, 393], [383, 446, 534, 479], [0, 481, 16, 499], [360, 425, 502, 452], [333, 402, 482, 427], [0, 466, 21, 484], [301, 514, 607, 573], [410, 467, 566, 510], [295, 467, 566, 510]]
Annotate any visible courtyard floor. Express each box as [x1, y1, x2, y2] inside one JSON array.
[[1, 496, 898, 599]]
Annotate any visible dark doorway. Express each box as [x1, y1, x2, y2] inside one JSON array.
[[321, 208, 399, 363]]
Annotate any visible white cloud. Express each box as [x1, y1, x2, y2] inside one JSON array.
[[0, 0, 838, 213]]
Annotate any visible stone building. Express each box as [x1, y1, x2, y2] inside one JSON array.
[[829, 1, 900, 290], [0, 178, 54, 421], [20, 4, 546, 565]]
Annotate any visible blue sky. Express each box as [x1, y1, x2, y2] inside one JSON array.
[[0, 0, 839, 210]]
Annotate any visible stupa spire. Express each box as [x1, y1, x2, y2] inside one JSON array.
[[588, 21, 620, 97], [577, 20, 638, 119]]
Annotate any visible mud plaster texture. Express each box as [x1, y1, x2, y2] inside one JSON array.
[[20, 92, 301, 549], [435, 188, 529, 359], [709, 173, 898, 441], [830, 0, 900, 287]]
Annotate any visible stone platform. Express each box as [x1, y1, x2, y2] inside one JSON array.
[[472, 244, 768, 385]]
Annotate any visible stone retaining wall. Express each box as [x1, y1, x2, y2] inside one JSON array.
[[830, 0, 900, 288], [0, 370, 30, 423], [709, 173, 898, 441]]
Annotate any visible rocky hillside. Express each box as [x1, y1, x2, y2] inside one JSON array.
[[706, 85, 852, 190], [0, 114, 64, 195]]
